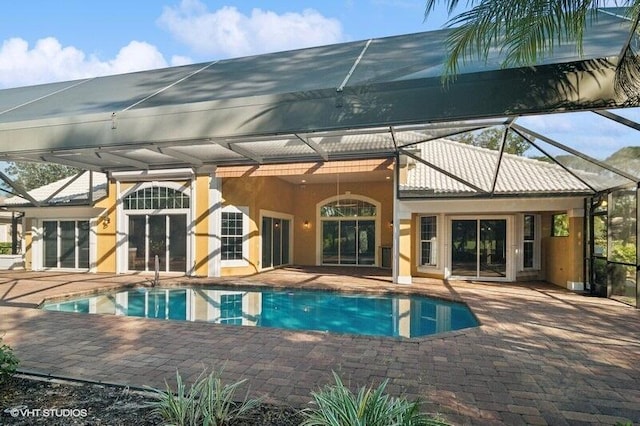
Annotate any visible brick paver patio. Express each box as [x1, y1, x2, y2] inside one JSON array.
[[1, 267, 639, 425]]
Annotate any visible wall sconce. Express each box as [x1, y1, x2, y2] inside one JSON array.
[[303, 220, 310, 229], [102, 216, 111, 229], [388, 220, 393, 228]]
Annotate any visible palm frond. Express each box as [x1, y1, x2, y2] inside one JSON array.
[[430, 0, 639, 82]]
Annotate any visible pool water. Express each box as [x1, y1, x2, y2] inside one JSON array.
[[42, 287, 478, 339]]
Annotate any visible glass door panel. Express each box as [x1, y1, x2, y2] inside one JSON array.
[[59, 221, 76, 268], [322, 221, 339, 264], [281, 220, 290, 265], [43, 221, 58, 268], [128, 216, 146, 271], [451, 220, 478, 276], [168, 215, 186, 272], [340, 221, 357, 264], [78, 221, 90, 268], [479, 220, 507, 278], [273, 219, 282, 266], [262, 217, 273, 268], [358, 220, 376, 265], [148, 215, 166, 272]]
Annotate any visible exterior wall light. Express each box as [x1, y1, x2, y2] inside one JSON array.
[[303, 220, 310, 229]]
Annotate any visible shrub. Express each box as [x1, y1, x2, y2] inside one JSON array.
[[147, 369, 260, 426], [0, 336, 19, 383], [302, 372, 449, 426], [0, 243, 12, 255]]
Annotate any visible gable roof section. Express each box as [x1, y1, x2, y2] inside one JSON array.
[[0, 9, 637, 173], [2, 172, 107, 207], [401, 139, 592, 197]]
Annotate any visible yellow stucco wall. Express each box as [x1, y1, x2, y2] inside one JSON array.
[[542, 213, 584, 287], [291, 180, 393, 267], [95, 180, 118, 273], [221, 176, 296, 275], [398, 218, 412, 280], [220, 177, 393, 272], [23, 218, 34, 270], [193, 175, 210, 276]]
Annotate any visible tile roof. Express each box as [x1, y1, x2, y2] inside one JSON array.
[[402, 139, 591, 195], [2, 171, 107, 206]]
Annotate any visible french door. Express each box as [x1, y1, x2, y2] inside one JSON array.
[[450, 218, 509, 280], [321, 219, 376, 265], [127, 214, 187, 272]]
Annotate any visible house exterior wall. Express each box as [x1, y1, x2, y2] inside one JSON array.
[[221, 175, 296, 275], [95, 180, 117, 273], [221, 176, 393, 271], [399, 197, 585, 287], [292, 180, 393, 266], [194, 174, 210, 277], [542, 211, 584, 288]]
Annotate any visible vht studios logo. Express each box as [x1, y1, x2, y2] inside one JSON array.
[[4, 406, 88, 418]]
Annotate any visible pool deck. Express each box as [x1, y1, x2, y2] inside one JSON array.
[[1, 267, 639, 425]]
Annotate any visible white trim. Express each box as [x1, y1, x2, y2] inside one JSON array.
[[397, 275, 412, 285], [221, 205, 249, 268], [259, 209, 294, 271], [188, 176, 196, 276], [399, 196, 584, 215], [111, 168, 195, 182], [315, 194, 381, 266], [446, 215, 515, 282], [89, 218, 98, 273]]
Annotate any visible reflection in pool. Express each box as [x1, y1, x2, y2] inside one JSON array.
[[42, 287, 478, 339]]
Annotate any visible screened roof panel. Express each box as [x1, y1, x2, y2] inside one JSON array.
[[0, 65, 202, 124], [349, 9, 634, 85], [139, 42, 368, 108]]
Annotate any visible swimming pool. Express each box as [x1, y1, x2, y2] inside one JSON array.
[[42, 286, 478, 339]]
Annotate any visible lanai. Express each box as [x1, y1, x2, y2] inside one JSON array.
[[0, 7, 639, 306]]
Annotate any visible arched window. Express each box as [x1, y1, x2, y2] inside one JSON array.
[[123, 187, 189, 210], [320, 199, 377, 218]]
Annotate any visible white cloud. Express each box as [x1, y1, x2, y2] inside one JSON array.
[[158, 1, 345, 58], [0, 37, 179, 89]]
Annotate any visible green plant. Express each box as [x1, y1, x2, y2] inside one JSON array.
[[302, 372, 449, 426], [0, 242, 12, 255], [148, 370, 201, 426], [198, 369, 260, 425], [0, 335, 19, 383], [147, 369, 260, 426]]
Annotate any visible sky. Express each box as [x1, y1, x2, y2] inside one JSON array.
[[0, 0, 450, 88], [0, 0, 637, 161]]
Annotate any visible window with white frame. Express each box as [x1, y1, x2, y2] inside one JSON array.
[[420, 216, 437, 267], [221, 206, 249, 266], [523, 214, 538, 269]]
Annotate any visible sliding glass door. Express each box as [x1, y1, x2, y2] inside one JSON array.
[[451, 218, 509, 280], [43, 220, 90, 269], [262, 216, 291, 269]]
